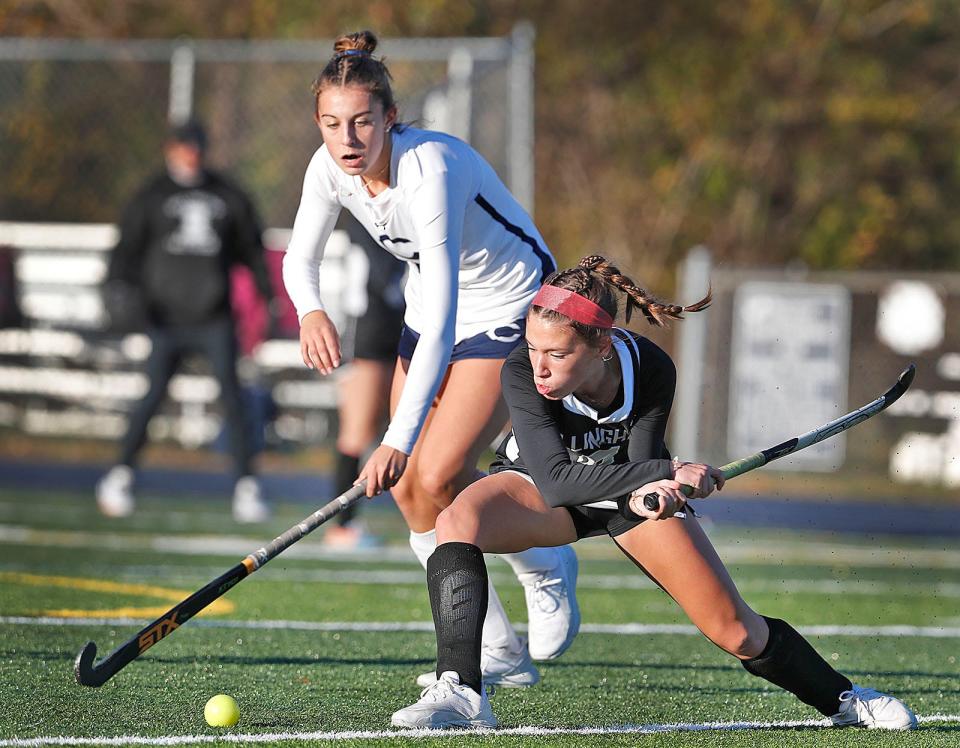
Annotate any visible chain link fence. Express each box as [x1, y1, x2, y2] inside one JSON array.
[[0, 27, 534, 226]]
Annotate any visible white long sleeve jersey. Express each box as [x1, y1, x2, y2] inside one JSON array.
[[283, 127, 556, 454]]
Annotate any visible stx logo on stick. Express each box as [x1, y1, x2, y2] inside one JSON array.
[[138, 613, 180, 652]]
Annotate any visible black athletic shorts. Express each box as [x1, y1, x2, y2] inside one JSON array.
[[342, 302, 404, 362], [336, 211, 406, 363], [488, 467, 647, 540], [565, 503, 648, 539]]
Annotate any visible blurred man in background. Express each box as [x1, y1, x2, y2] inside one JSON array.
[[97, 119, 274, 523]]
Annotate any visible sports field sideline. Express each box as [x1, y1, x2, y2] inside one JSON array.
[[1, 486, 958, 746]]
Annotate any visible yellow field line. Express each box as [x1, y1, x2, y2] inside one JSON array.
[[0, 571, 234, 618]]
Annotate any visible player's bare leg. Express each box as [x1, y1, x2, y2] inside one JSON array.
[[393, 474, 576, 729], [388, 357, 507, 531], [436, 468, 582, 660], [614, 515, 916, 729], [436, 472, 578, 551], [387, 358, 542, 689], [324, 358, 393, 549], [383, 356, 442, 530], [408, 360, 580, 660], [336, 358, 393, 465]]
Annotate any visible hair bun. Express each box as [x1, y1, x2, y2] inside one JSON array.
[[334, 30, 378, 55]]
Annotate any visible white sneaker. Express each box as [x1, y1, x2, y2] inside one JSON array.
[[416, 638, 540, 688], [96, 465, 135, 518], [830, 684, 918, 730], [391, 671, 497, 729], [232, 476, 270, 523], [519, 545, 580, 660]]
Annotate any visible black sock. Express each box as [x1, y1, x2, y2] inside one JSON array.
[[334, 452, 361, 527], [741, 616, 853, 716], [427, 542, 488, 694]]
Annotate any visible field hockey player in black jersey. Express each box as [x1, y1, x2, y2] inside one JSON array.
[[390, 255, 917, 731]]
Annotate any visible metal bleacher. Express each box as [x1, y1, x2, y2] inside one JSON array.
[[0, 221, 352, 450]]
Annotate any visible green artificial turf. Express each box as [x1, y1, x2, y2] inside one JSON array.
[[1, 487, 957, 747]]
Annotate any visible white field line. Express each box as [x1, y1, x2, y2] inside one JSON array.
[[4, 561, 960, 599], [5, 615, 960, 638], [198, 571, 960, 598], [2, 523, 960, 569], [0, 715, 958, 746]]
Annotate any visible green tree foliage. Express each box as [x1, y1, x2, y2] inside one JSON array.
[[528, 0, 960, 278], [3, 0, 960, 275]]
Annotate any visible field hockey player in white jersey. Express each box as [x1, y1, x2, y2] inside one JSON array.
[[390, 256, 918, 731], [282, 31, 579, 687]]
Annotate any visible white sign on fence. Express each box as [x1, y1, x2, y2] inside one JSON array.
[[728, 282, 851, 471]]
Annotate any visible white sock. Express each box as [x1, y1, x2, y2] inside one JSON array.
[[408, 528, 437, 568], [482, 580, 522, 652], [501, 545, 564, 578], [408, 529, 522, 653]]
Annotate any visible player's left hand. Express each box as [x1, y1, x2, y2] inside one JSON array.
[[358, 444, 408, 497], [672, 462, 725, 499]]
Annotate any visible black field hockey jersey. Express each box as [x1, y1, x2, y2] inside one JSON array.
[[492, 328, 675, 517]]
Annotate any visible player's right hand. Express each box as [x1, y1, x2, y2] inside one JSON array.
[[358, 444, 408, 497], [628, 479, 686, 520], [299, 310, 341, 375]]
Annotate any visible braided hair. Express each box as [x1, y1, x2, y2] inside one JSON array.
[[312, 31, 396, 115], [530, 255, 711, 345]]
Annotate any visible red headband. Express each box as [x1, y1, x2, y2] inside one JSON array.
[[531, 285, 614, 329]]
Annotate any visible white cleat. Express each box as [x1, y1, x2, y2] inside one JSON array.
[[96, 465, 135, 518], [392, 671, 497, 729], [416, 639, 540, 688], [520, 544, 580, 660], [232, 475, 270, 523], [830, 684, 918, 730]]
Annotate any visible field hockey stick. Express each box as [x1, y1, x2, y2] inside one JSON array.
[[74, 482, 368, 687], [642, 364, 916, 511]]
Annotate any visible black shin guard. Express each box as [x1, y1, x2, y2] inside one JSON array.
[[741, 616, 853, 716], [334, 452, 361, 526], [427, 542, 488, 694]]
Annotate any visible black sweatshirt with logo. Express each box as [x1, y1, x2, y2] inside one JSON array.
[[107, 169, 273, 327]]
